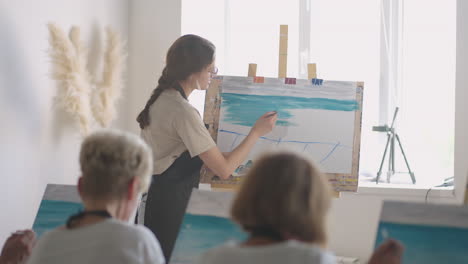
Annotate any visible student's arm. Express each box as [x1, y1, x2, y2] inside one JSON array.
[[0, 230, 36, 264], [199, 112, 277, 179]]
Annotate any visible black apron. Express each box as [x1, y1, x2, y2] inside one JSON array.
[[144, 150, 203, 262]]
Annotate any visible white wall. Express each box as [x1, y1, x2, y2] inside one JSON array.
[[454, 0, 468, 205], [127, 0, 182, 135], [0, 0, 183, 247], [0, 0, 129, 247]]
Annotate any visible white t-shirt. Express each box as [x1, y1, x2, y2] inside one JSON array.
[[141, 89, 216, 174], [195, 240, 336, 264], [27, 219, 165, 264]]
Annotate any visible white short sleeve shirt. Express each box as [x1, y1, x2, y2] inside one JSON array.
[[27, 219, 165, 264], [141, 89, 216, 174], [195, 240, 336, 264]]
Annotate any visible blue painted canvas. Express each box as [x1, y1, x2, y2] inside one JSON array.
[[171, 189, 243, 264], [375, 201, 468, 263], [216, 76, 362, 176], [171, 213, 247, 264], [32, 184, 83, 237]]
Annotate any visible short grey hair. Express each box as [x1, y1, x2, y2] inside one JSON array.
[[79, 129, 153, 200]]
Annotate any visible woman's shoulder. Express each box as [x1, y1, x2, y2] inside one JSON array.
[[28, 220, 165, 264], [127, 224, 165, 263], [195, 243, 237, 264], [83, 220, 164, 258], [158, 89, 199, 115], [284, 241, 336, 264], [172, 100, 202, 121], [196, 240, 336, 264], [101, 219, 156, 240], [39, 219, 152, 243]]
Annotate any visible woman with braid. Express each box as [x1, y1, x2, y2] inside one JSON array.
[[136, 34, 277, 261]]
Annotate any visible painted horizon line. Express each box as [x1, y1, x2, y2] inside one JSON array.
[[221, 93, 359, 127]]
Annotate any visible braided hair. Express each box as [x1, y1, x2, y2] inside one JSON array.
[[136, 35, 215, 129]]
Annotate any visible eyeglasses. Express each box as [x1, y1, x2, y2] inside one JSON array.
[[209, 67, 218, 75]]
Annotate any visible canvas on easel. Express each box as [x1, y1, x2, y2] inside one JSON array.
[[201, 76, 363, 192], [201, 25, 363, 192]]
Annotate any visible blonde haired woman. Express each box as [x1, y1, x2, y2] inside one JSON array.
[[27, 130, 165, 264], [196, 152, 403, 264]]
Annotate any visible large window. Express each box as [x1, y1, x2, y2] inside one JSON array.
[[182, 0, 456, 189], [396, 0, 456, 187]]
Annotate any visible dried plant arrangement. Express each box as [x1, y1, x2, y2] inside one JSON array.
[[47, 23, 125, 136]]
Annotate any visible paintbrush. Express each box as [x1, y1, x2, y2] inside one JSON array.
[[270, 111, 288, 139]]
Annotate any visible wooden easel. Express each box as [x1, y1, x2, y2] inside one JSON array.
[[248, 25, 318, 84], [201, 25, 364, 197]]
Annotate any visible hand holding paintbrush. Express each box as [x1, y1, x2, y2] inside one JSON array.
[[250, 111, 278, 137]]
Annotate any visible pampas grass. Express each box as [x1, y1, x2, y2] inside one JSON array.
[[48, 23, 92, 136], [47, 23, 126, 136], [92, 27, 126, 127]]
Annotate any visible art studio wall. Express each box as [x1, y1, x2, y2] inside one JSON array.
[[126, 0, 182, 135], [0, 0, 129, 247]]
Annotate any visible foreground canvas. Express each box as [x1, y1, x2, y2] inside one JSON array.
[[375, 201, 468, 263], [171, 189, 247, 264], [32, 184, 82, 237]]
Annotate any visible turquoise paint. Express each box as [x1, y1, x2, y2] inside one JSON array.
[[221, 93, 359, 127], [172, 213, 247, 264], [375, 221, 468, 264], [32, 200, 83, 237]]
